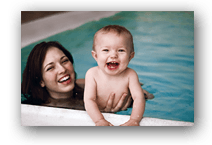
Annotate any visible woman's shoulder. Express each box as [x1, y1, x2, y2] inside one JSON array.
[[21, 97, 43, 105]]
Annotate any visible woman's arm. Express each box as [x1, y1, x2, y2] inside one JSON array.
[[102, 92, 132, 112]]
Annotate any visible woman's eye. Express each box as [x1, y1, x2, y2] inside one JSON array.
[[62, 59, 69, 63], [46, 67, 53, 71]]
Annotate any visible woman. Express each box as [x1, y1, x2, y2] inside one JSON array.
[[21, 41, 153, 112]]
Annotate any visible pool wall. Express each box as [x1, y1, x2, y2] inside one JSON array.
[[21, 104, 193, 126], [21, 11, 194, 126], [21, 11, 119, 48]]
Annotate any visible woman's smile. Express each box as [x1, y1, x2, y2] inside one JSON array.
[[58, 74, 71, 84]]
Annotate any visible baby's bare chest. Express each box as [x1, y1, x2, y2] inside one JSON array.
[[95, 79, 130, 109]]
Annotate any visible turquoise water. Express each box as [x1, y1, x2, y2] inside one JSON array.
[[21, 11, 194, 122]]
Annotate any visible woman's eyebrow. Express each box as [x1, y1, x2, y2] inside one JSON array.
[[60, 55, 67, 60], [44, 62, 54, 70], [44, 55, 67, 70]]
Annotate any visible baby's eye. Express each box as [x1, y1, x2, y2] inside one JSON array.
[[118, 49, 125, 52], [102, 49, 109, 52]]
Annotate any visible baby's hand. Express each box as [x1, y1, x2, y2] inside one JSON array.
[[95, 119, 113, 126], [120, 119, 140, 126]]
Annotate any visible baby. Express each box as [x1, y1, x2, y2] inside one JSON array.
[[84, 25, 145, 126]]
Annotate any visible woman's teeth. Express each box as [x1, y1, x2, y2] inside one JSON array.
[[59, 76, 70, 83]]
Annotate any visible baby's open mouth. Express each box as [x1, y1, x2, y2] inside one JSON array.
[[106, 61, 119, 70]]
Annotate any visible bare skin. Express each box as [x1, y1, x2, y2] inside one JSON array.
[[76, 78, 154, 100], [77, 78, 154, 116], [84, 30, 154, 126], [41, 79, 135, 112]]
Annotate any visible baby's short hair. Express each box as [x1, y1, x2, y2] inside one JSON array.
[[93, 25, 134, 52]]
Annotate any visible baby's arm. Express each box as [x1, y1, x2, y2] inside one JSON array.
[[120, 69, 145, 126], [84, 68, 113, 126]]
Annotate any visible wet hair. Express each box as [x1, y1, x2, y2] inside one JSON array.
[[92, 25, 134, 52], [21, 41, 82, 105]]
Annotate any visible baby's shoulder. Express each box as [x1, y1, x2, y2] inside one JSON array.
[[85, 67, 99, 77], [125, 67, 137, 76]]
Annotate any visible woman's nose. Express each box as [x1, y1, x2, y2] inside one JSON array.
[[57, 64, 66, 74]]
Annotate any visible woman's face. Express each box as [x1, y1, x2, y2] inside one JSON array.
[[40, 47, 75, 99]]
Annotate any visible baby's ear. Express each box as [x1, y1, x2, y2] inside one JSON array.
[[129, 52, 135, 61], [91, 50, 98, 61]]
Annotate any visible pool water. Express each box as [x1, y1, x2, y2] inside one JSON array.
[[21, 11, 194, 122]]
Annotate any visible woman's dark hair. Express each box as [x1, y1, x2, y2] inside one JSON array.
[[21, 41, 81, 105]]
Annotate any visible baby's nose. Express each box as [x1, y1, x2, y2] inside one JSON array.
[[110, 51, 118, 58]]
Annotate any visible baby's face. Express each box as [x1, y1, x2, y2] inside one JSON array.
[[92, 31, 134, 76]]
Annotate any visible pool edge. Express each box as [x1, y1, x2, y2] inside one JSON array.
[[21, 11, 120, 48], [21, 104, 194, 126]]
